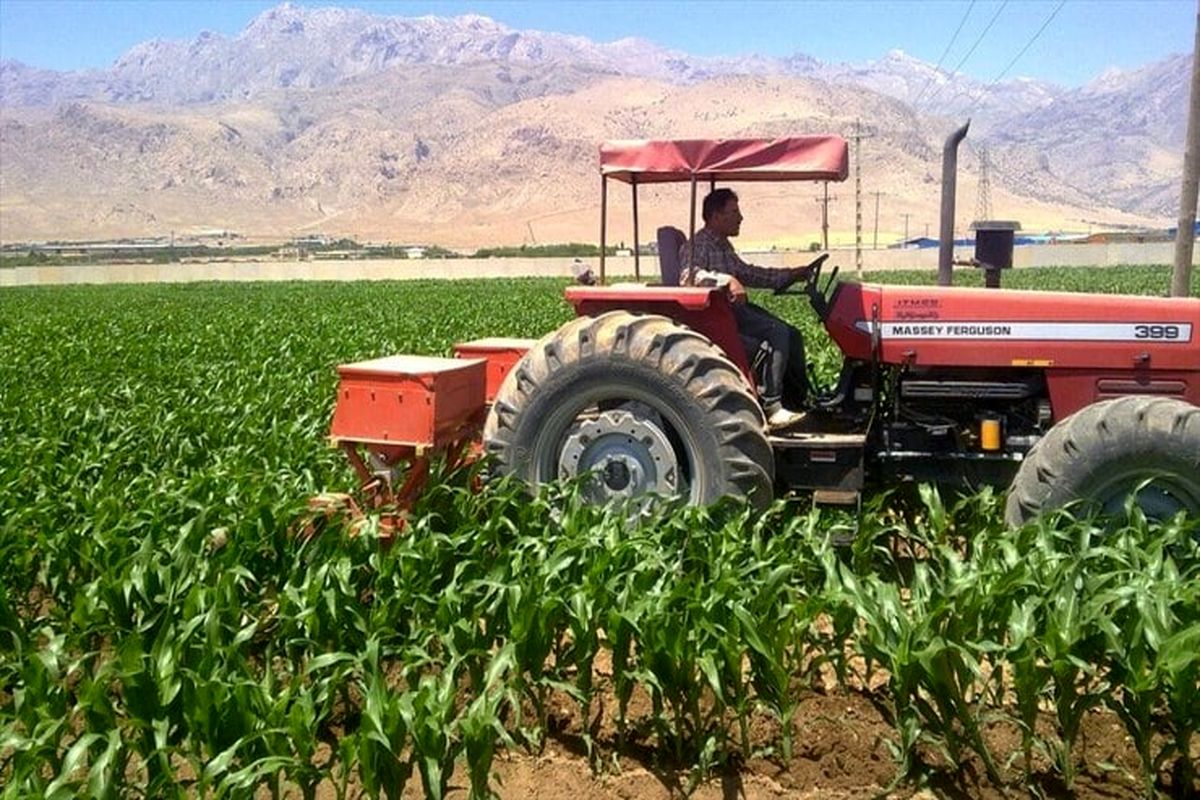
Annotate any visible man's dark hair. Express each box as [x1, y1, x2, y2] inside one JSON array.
[[702, 188, 738, 223]]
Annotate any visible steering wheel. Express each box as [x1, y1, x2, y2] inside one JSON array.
[[774, 253, 836, 320], [774, 253, 828, 296], [802, 253, 827, 293]]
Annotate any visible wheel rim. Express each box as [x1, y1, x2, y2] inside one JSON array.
[[558, 409, 680, 504], [531, 383, 702, 504], [1093, 470, 1200, 521]]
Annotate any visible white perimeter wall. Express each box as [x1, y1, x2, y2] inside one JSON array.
[[1, 242, 1192, 287]]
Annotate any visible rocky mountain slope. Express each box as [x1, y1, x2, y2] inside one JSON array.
[[0, 3, 1190, 245]]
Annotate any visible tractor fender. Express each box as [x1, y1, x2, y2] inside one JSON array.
[[564, 285, 753, 382]]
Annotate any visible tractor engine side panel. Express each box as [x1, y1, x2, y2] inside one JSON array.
[[871, 285, 1199, 371], [1045, 369, 1199, 418], [825, 282, 1200, 417]]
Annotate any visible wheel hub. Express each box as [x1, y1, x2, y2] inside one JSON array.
[[558, 409, 679, 503]]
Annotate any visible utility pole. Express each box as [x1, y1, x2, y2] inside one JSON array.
[[815, 184, 837, 250], [872, 192, 882, 250], [901, 213, 912, 246], [855, 124, 863, 275], [852, 120, 875, 276], [1172, 1, 1200, 297]]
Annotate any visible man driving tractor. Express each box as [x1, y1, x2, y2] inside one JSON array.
[[680, 188, 814, 431]]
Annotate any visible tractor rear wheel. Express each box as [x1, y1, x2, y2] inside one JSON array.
[[1005, 396, 1200, 526], [484, 311, 774, 508]]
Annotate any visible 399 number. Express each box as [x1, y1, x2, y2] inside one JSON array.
[[1134, 324, 1181, 340]]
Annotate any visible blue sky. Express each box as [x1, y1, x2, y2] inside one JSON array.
[[0, 0, 1194, 87]]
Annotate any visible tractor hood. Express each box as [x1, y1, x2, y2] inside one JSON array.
[[826, 282, 1200, 372]]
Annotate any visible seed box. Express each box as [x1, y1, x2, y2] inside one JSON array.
[[330, 355, 486, 448], [453, 337, 535, 402]]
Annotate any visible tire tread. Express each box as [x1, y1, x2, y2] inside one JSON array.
[[485, 311, 773, 506]]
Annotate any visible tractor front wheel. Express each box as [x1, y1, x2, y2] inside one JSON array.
[[1005, 395, 1200, 526], [484, 311, 774, 509]]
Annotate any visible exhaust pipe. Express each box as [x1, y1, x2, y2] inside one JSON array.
[[938, 120, 970, 287]]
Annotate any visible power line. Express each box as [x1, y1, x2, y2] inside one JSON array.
[[963, 0, 1066, 119], [920, 0, 1009, 111], [911, 0, 977, 108]]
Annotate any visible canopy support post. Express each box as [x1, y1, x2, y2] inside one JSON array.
[[599, 175, 608, 285], [687, 175, 698, 285], [631, 176, 640, 281]]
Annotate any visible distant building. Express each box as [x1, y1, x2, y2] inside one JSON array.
[[275, 245, 309, 260], [1084, 230, 1170, 245], [890, 237, 944, 249], [1165, 221, 1200, 239]]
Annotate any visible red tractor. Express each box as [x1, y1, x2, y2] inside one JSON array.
[[327, 136, 1200, 529]]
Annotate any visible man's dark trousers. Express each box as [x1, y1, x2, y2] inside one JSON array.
[[733, 302, 808, 410]]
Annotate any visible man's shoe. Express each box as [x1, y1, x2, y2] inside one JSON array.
[[767, 407, 807, 432]]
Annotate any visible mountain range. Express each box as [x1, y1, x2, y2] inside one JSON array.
[[0, 3, 1191, 247]]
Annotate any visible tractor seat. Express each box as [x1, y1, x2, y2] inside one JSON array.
[[656, 226, 686, 286]]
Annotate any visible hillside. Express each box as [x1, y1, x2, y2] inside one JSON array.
[[0, 3, 1190, 246]]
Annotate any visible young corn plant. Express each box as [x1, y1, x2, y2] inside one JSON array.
[[354, 636, 415, 800], [557, 507, 628, 763], [1155, 621, 1200, 794], [1092, 516, 1200, 794], [486, 535, 571, 747], [633, 504, 764, 774], [830, 488, 1004, 786], [458, 645, 517, 799], [402, 666, 460, 800], [728, 504, 823, 761], [1004, 593, 1051, 781], [2, 627, 75, 798], [1032, 519, 1113, 790]]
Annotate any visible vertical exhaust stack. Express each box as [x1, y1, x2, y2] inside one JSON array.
[[939, 121, 971, 287]]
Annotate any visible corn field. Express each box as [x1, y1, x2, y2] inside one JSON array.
[[1, 268, 1198, 798]]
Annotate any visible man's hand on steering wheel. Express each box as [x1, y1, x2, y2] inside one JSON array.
[[773, 267, 812, 293], [774, 253, 829, 295]]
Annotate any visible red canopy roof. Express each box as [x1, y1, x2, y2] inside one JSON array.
[[599, 137, 849, 184]]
